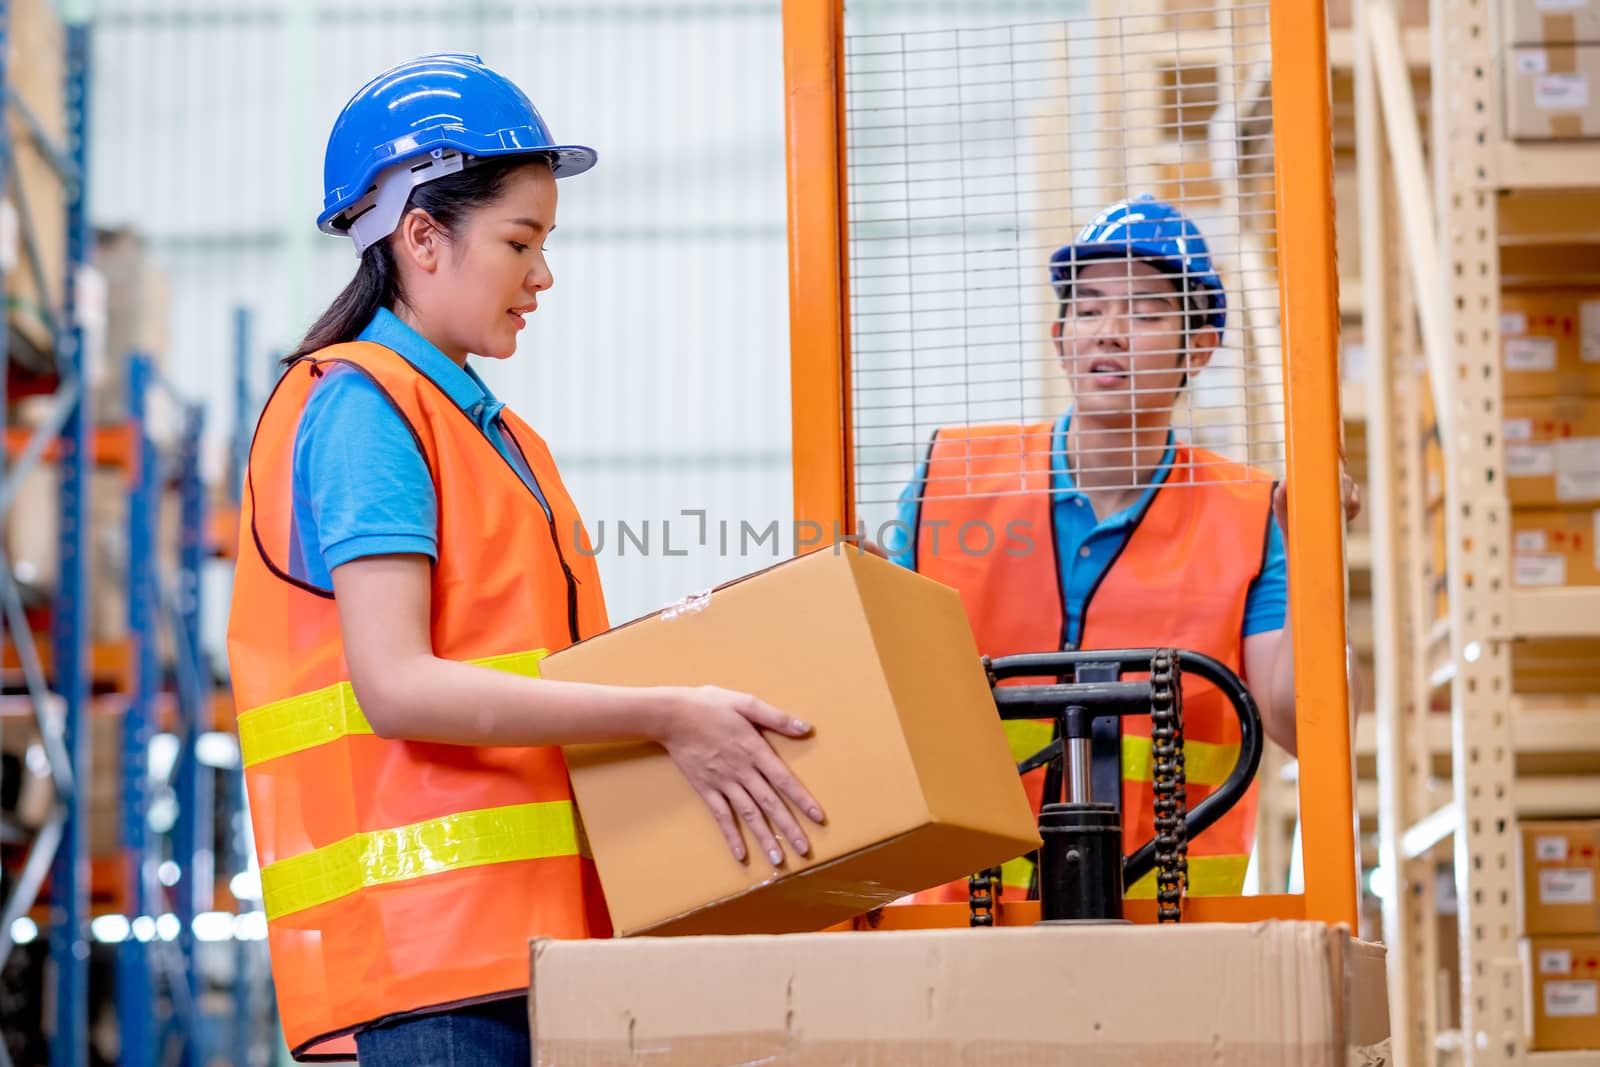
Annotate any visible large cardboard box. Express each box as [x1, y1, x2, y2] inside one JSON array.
[[1523, 935, 1600, 1051], [1500, 289, 1600, 398], [1507, 0, 1600, 46], [1507, 45, 1600, 139], [1505, 397, 1600, 507], [530, 922, 1390, 1066], [1522, 820, 1600, 935], [542, 549, 1041, 938], [1513, 508, 1600, 587]]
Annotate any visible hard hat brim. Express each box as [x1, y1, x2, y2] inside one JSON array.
[[1048, 241, 1227, 332], [316, 138, 597, 235]]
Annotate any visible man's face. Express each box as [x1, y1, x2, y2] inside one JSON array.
[[1054, 259, 1218, 422]]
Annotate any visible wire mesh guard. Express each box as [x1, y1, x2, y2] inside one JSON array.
[[843, 3, 1285, 543]]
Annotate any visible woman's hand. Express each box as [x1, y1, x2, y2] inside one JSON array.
[[653, 686, 826, 866], [1272, 465, 1362, 533]]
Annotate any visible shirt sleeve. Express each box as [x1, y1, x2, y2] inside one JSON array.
[[293, 365, 439, 580], [886, 458, 929, 570], [1242, 513, 1288, 637]]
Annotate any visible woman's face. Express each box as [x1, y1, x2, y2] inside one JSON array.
[[428, 162, 559, 361]]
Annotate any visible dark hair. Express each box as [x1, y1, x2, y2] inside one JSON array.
[[284, 154, 550, 365]]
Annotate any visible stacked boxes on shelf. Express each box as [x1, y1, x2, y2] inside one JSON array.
[[1505, 0, 1600, 140], [1521, 820, 1600, 1050], [1, 0, 65, 365], [1498, 184, 1600, 694]]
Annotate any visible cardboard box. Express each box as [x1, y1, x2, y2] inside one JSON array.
[[1329, 0, 1428, 26], [1505, 397, 1600, 507], [1501, 290, 1600, 398], [93, 228, 172, 424], [1507, 45, 1600, 140], [2, 0, 66, 361], [530, 921, 1390, 1066], [1513, 508, 1600, 587], [1507, 0, 1600, 46], [1523, 935, 1600, 1051], [1522, 820, 1600, 935], [542, 549, 1041, 938]]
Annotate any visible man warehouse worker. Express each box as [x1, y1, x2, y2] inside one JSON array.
[[886, 194, 1359, 903]]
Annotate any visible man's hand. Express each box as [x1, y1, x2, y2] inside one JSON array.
[[1272, 466, 1361, 533]]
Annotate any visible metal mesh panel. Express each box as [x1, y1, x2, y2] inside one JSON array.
[[843, 3, 1284, 536]]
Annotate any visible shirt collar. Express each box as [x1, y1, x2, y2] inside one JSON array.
[[357, 308, 506, 428], [1050, 408, 1177, 524]]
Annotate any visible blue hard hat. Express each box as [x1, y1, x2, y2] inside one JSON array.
[[317, 53, 595, 253], [1048, 194, 1226, 332]]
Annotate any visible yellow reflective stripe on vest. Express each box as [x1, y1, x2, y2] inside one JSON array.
[[1003, 722, 1239, 788], [238, 649, 550, 768], [998, 853, 1250, 899], [1122, 734, 1238, 788], [1003, 719, 1054, 764], [1124, 854, 1250, 898], [261, 800, 579, 921], [1000, 855, 1036, 893]]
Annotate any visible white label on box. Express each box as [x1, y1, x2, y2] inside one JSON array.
[[1583, 301, 1600, 363], [1536, 0, 1588, 10], [1556, 437, 1600, 501], [1517, 530, 1551, 553], [1541, 867, 1596, 905], [1507, 336, 1558, 371], [1542, 949, 1575, 975], [1506, 417, 1535, 442], [1503, 311, 1529, 335], [1508, 442, 1556, 477], [1520, 50, 1551, 75], [1546, 981, 1599, 1019], [1537, 74, 1591, 110], [1515, 553, 1568, 586], [1539, 834, 1572, 862]]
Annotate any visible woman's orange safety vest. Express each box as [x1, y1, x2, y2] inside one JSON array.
[[905, 422, 1274, 904], [226, 342, 611, 1061]]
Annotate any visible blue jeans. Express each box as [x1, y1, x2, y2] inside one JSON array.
[[355, 994, 530, 1066]]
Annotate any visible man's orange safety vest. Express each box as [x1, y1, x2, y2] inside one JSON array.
[[226, 341, 611, 1061], [905, 422, 1275, 904]]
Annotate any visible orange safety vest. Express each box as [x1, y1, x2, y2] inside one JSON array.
[[226, 341, 611, 1061], [905, 422, 1274, 904]]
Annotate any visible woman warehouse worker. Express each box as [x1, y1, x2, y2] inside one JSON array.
[[226, 53, 824, 1063], [887, 195, 1359, 905]]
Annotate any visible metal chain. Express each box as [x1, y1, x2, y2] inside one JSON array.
[[1149, 650, 1188, 923], [967, 867, 1000, 927]]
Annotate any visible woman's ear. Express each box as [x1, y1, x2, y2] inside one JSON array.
[[393, 209, 443, 274]]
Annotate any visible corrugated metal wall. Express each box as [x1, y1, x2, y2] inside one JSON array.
[[88, 0, 1084, 640]]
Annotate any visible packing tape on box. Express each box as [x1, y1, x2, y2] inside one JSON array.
[[1545, 14, 1578, 42], [661, 589, 712, 620]]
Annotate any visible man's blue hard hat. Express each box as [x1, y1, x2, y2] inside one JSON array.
[[317, 53, 595, 254], [1049, 194, 1227, 332]]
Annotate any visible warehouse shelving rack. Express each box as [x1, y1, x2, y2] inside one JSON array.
[[0, 0, 95, 1063], [1355, 0, 1600, 1063]]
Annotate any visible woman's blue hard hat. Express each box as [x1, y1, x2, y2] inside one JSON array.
[[317, 53, 595, 255]]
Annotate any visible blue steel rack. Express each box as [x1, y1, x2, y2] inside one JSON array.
[[0, 1, 92, 1065]]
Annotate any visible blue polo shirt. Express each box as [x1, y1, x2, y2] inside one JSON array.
[[287, 308, 545, 591], [887, 411, 1287, 647]]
